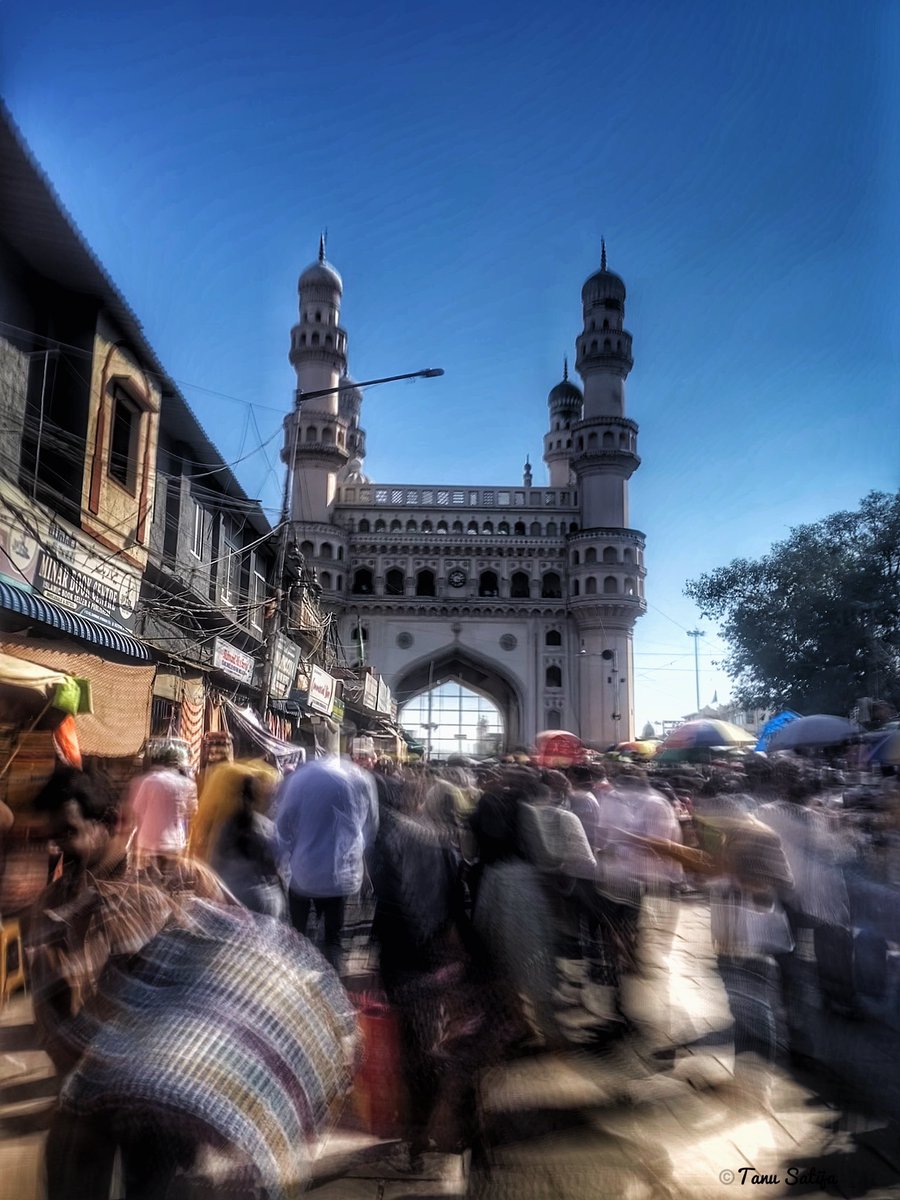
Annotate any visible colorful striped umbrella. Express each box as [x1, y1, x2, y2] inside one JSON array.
[[661, 719, 756, 750]]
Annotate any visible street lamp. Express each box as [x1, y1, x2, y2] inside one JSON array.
[[294, 368, 444, 408]]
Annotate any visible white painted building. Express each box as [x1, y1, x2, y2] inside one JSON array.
[[283, 239, 647, 750]]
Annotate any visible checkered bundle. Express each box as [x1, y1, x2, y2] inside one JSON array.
[[57, 901, 358, 1197]]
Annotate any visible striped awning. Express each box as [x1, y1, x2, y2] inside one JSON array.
[[0, 582, 151, 661]]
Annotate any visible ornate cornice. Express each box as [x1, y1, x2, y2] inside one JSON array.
[[335, 598, 569, 619]]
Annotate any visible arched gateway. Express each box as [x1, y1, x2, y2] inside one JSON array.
[[392, 645, 524, 750], [283, 240, 648, 749]]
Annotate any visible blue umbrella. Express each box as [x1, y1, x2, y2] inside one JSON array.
[[766, 714, 860, 750], [755, 710, 802, 752]]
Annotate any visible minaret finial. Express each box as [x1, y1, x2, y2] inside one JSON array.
[[318, 230, 327, 263], [563, 356, 568, 382], [601, 237, 607, 272]]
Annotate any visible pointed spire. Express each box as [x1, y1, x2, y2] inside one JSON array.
[[318, 230, 327, 263], [563, 356, 568, 382], [601, 237, 607, 272]]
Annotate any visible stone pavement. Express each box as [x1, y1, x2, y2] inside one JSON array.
[[4, 899, 900, 1199]]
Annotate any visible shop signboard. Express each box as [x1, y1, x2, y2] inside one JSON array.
[[331, 697, 345, 721], [0, 496, 140, 631], [362, 673, 379, 711], [270, 634, 301, 701], [213, 637, 255, 685], [376, 675, 392, 715], [307, 664, 336, 715]]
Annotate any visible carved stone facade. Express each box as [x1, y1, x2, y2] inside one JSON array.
[[285, 242, 647, 749]]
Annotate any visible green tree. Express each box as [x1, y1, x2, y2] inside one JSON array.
[[685, 491, 900, 716]]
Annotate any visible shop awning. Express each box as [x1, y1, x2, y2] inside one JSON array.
[[224, 699, 304, 761], [0, 650, 69, 697], [0, 582, 151, 661]]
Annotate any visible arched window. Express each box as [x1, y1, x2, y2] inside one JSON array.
[[336, 575, 342, 590], [385, 567, 405, 596], [546, 708, 562, 729], [530, 521, 541, 536], [577, 437, 584, 450], [300, 540, 314, 557], [352, 567, 374, 594], [623, 548, 633, 564], [541, 571, 562, 598], [602, 318, 610, 330], [299, 333, 307, 346], [619, 432, 628, 447], [603, 338, 611, 352], [337, 546, 344, 560], [374, 519, 386, 532], [588, 432, 598, 446], [390, 519, 402, 532], [603, 576, 618, 594], [322, 427, 334, 443], [498, 521, 510, 534], [545, 665, 562, 689], [546, 521, 557, 537], [320, 571, 332, 589], [573, 579, 580, 596], [319, 542, 333, 559], [467, 520, 478, 535], [545, 629, 562, 647], [311, 332, 320, 346], [569, 522, 579, 532], [451, 520, 463, 534], [306, 426, 318, 443], [358, 518, 370, 533], [602, 546, 617, 564], [315, 310, 321, 322], [325, 334, 333, 346], [510, 571, 530, 598], [624, 577, 636, 595], [406, 519, 417, 532], [602, 431, 614, 447], [591, 339, 598, 352], [571, 550, 580, 566], [585, 576, 598, 595], [421, 519, 433, 533], [478, 569, 499, 597], [415, 569, 436, 597], [514, 521, 526, 535], [585, 547, 597, 564], [482, 521, 494, 534], [437, 520, 448, 534]]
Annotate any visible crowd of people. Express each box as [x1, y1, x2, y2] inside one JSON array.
[[4, 738, 900, 1196]]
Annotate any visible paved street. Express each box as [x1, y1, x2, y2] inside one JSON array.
[[3, 899, 900, 1199]]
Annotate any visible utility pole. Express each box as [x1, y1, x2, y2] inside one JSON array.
[[687, 629, 705, 713]]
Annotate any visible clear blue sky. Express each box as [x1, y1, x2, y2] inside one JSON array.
[[3, 0, 898, 727]]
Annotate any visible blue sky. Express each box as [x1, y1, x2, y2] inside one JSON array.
[[3, 0, 898, 727]]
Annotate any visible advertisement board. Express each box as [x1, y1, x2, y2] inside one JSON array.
[[213, 637, 255, 685], [0, 496, 140, 631], [307, 664, 336, 715], [270, 634, 301, 700], [362, 673, 379, 710]]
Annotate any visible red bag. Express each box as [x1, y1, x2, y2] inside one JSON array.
[[350, 993, 407, 1138]]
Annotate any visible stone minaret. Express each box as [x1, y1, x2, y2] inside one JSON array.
[[569, 242, 646, 744], [284, 235, 350, 527], [543, 358, 583, 487]]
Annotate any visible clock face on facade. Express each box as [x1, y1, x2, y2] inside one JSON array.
[[448, 569, 467, 588]]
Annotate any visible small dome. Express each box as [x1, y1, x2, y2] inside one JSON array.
[[582, 238, 626, 299], [299, 259, 342, 293], [549, 377, 583, 406], [345, 457, 369, 484]]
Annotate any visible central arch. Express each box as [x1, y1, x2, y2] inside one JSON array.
[[392, 644, 523, 750]]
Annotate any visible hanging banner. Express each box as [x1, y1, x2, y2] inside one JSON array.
[[307, 664, 336, 715], [213, 637, 255, 685], [362, 673, 379, 710], [376, 676, 392, 715], [270, 634, 301, 701]]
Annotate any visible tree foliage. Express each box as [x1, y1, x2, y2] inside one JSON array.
[[685, 491, 900, 717]]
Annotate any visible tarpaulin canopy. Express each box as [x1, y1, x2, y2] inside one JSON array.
[[224, 698, 304, 762], [0, 651, 69, 697], [0, 637, 154, 757], [755, 710, 801, 752]]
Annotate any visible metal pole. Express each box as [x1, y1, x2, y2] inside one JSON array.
[[687, 629, 705, 712], [425, 659, 435, 761]]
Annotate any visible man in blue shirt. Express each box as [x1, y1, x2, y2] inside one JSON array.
[[276, 757, 378, 971]]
